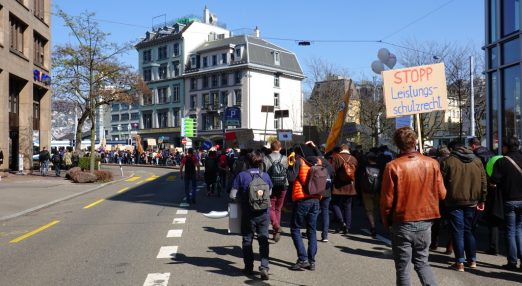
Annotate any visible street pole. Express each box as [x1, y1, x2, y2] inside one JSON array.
[[264, 111, 269, 144], [470, 56, 476, 137]]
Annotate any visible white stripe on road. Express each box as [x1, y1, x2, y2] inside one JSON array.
[[167, 229, 183, 238], [176, 210, 188, 215], [157, 246, 178, 259], [143, 273, 170, 286], [179, 203, 190, 207], [173, 218, 186, 224]]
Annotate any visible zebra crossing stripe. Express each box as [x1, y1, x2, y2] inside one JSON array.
[[157, 246, 178, 259], [173, 218, 186, 224], [143, 273, 170, 286], [176, 210, 188, 215], [167, 229, 183, 238]]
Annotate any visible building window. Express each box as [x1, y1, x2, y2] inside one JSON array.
[[502, 0, 520, 37], [221, 73, 228, 86], [112, 114, 119, 122], [190, 78, 197, 90], [158, 111, 168, 128], [274, 93, 280, 108], [158, 64, 168, 80], [112, 125, 119, 132], [173, 43, 180, 56], [157, 87, 168, 104], [111, 103, 119, 111], [143, 113, 152, 129], [234, 71, 242, 84], [202, 76, 209, 88], [143, 92, 153, 105], [235, 46, 242, 59], [33, 92, 41, 130], [10, 14, 26, 55], [121, 113, 130, 121], [210, 91, 219, 108], [502, 64, 521, 138], [489, 0, 498, 43], [274, 51, 280, 65], [173, 61, 180, 77], [211, 74, 218, 87], [190, 95, 197, 110], [158, 46, 167, 60], [143, 68, 152, 81], [172, 84, 180, 102], [202, 93, 209, 108], [190, 55, 197, 68], [120, 103, 129, 110], [131, 112, 139, 120], [274, 74, 280, 87], [221, 53, 227, 64], [274, 118, 279, 129], [220, 91, 228, 107], [489, 46, 499, 69], [172, 109, 180, 127], [234, 89, 242, 106], [212, 55, 217, 66], [502, 37, 520, 65], [202, 56, 208, 67], [34, 0, 45, 21], [143, 50, 151, 63], [8, 87, 18, 114]]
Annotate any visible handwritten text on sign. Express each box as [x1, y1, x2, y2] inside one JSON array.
[[382, 63, 448, 118]]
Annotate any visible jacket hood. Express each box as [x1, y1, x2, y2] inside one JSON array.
[[451, 147, 476, 163]]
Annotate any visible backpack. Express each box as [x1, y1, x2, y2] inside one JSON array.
[[299, 158, 329, 196], [337, 154, 356, 182], [267, 154, 288, 188], [363, 166, 381, 194], [248, 172, 271, 210], [52, 153, 61, 164], [204, 156, 218, 174], [233, 158, 248, 177], [184, 155, 196, 175]]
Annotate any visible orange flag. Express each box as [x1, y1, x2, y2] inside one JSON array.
[[325, 80, 352, 153]]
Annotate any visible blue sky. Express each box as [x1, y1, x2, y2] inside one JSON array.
[[52, 0, 484, 84]]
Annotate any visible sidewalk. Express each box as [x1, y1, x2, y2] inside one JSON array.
[[0, 167, 133, 222]]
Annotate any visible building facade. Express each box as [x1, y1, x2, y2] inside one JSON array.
[[185, 33, 304, 145], [485, 0, 522, 151], [0, 0, 52, 172], [105, 103, 140, 141], [134, 7, 229, 149]]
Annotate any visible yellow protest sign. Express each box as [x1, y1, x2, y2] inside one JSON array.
[[382, 63, 448, 118]]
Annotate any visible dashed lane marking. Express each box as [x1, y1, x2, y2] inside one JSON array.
[[143, 273, 170, 286], [117, 187, 129, 194], [83, 199, 105, 209], [125, 176, 140, 182], [173, 218, 186, 224], [157, 246, 178, 259], [10, 220, 60, 243], [135, 180, 145, 185], [176, 210, 188, 215], [167, 229, 183, 238], [145, 175, 159, 182], [166, 176, 176, 181]]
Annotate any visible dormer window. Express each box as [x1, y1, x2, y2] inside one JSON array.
[[273, 51, 280, 65], [190, 55, 197, 68], [173, 43, 180, 56], [235, 46, 243, 60]]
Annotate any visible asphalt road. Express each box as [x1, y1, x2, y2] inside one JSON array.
[[0, 166, 520, 286]]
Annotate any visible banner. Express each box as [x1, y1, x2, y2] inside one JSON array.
[[325, 80, 352, 153], [382, 63, 448, 118]]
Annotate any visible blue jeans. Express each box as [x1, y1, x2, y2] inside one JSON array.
[[320, 196, 331, 240], [40, 160, 49, 176], [55, 162, 61, 176], [184, 175, 197, 202], [290, 199, 320, 263], [504, 200, 522, 265], [242, 211, 270, 270], [392, 221, 437, 286], [448, 206, 477, 263]]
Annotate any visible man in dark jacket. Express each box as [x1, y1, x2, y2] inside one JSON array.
[[331, 144, 358, 234], [441, 141, 487, 272], [39, 147, 50, 176], [491, 137, 522, 271]]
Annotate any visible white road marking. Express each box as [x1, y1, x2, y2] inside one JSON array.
[[157, 246, 178, 259], [173, 217, 186, 224], [176, 210, 188, 215], [143, 273, 170, 286], [179, 203, 190, 207], [167, 229, 183, 238]]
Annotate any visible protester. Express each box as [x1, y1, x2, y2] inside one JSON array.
[[441, 140, 487, 271], [39, 147, 50, 176], [380, 127, 446, 285], [52, 150, 63, 177], [331, 144, 358, 234], [64, 148, 73, 170], [360, 151, 381, 238], [263, 140, 289, 243], [180, 148, 200, 204], [204, 150, 219, 196], [218, 149, 229, 193], [491, 137, 522, 271], [230, 151, 272, 280], [430, 145, 453, 254]]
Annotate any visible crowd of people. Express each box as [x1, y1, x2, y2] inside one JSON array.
[[178, 127, 522, 284]]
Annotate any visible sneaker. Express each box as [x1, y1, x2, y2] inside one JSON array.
[[290, 260, 310, 271], [259, 268, 269, 280], [467, 261, 477, 269], [502, 263, 518, 271], [308, 263, 316, 271], [450, 262, 465, 272], [273, 232, 281, 243], [320, 238, 328, 242]]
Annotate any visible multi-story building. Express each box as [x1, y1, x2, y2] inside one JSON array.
[[106, 103, 140, 141], [185, 32, 304, 144], [485, 0, 521, 151], [0, 0, 52, 172], [134, 7, 229, 148]]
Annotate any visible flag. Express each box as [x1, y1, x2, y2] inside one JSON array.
[[325, 80, 352, 153]]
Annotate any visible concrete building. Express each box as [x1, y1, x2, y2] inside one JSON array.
[[185, 32, 305, 144], [106, 103, 140, 141], [0, 0, 52, 173], [134, 7, 230, 149]]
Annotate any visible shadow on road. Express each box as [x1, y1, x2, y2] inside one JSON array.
[[335, 245, 392, 260], [168, 252, 244, 277]]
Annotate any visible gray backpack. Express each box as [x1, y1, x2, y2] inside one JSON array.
[[248, 172, 271, 210]]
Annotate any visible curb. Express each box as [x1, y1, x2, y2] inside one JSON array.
[[102, 163, 180, 170], [0, 171, 136, 222]]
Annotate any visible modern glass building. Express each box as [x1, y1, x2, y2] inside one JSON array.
[[485, 0, 521, 151]]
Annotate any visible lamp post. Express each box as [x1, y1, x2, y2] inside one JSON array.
[[261, 105, 274, 144]]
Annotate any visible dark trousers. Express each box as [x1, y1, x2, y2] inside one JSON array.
[[184, 175, 197, 202], [332, 195, 353, 229], [290, 199, 320, 263], [319, 196, 331, 240], [448, 206, 477, 263], [242, 211, 270, 270], [269, 188, 287, 233]]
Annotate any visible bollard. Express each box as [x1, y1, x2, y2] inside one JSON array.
[[119, 161, 123, 177]]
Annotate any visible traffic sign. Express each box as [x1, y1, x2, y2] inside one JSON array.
[[181, 117, 197, 137], [182, 137, 188, 145], [202, 140, 212, 150]]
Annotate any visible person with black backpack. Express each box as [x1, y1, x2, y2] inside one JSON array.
[[230, 151, 273, 280], [361, 152, 381, 238], [52, 150, 63, 177], [263, 140, 289, 243], [180, 148, 201, 204], [204, 150, 219, 196]]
